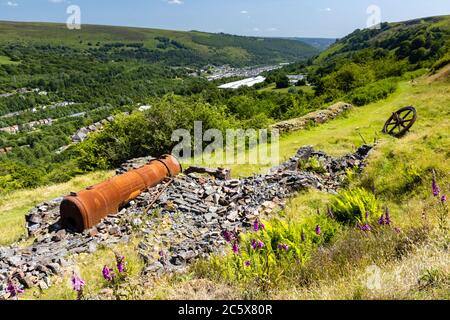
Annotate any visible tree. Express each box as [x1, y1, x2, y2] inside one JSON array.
[[276, 76, 290, 89]]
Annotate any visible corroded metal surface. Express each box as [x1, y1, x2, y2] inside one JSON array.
[[60, 155, 182, 232]]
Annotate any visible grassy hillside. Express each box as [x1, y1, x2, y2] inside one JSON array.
[[291, 37, 336, 51], [315, 15, 450, 65], [13, 64, 450, 300], [0, 21, 318, 66]]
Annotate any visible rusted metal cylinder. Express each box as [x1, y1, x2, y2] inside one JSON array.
[[60, 155, 182, 232]]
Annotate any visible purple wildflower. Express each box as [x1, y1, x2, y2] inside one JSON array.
[[432, 176, 440, 197], [116, 256, 126, 273], [361, 224, 371, 232], [6, 279, 24, 298], [259, 222, 266, 231], [232, 241, 239, 254], [253, 220, 265, 232], [222, 230, 234, 243], [245, 260, 251, 267], [393, 227, 401, 234], [278, 244, 289, 251], [441, 195, 447, 203], [384, 208, 391, 225], [251, 239, 264, 250], [315, 225, 321, 236], [71, 271, 85, 292], [365, 211, 370, 220], [102, 266, 114, 282], [379, 214, 385, 225], [257, 240, 265, 249], [253, 220, 260, 232]]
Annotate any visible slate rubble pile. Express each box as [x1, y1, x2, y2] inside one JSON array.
[[0, 144, 373, 297]]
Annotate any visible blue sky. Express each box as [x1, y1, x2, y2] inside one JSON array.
[[1, 0, 449, 38]]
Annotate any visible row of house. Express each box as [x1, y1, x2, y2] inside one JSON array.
[[0, 118, 53, 134], [0, 88, 47, 99], [0, 101, 75, 119]]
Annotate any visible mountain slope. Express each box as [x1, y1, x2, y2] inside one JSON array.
[[0, 21, 318, 66], [315, 15, 450, 65], [305, 15, 450, 103], [292, 37, 336, 51]]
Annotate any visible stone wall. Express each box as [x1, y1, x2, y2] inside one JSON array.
[[270, 102, 353, 133]]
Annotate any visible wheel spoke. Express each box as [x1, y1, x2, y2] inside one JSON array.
[[389, 124, 399, 134], [402, 110, 412, 119]]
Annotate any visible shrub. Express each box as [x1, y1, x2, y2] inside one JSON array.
[[331, 188, 379, 225], [275, 76, 290, 89], [348, 78, 398, 106], [194, 215, 340, 293], [299, 156, 327, 174]]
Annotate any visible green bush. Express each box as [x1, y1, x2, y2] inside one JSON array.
[[194, 215, 340, 291], [348, 78, 398, 106], [74, 94, 235, 171], [331, 188, 379, 225], [299, 156, 327, 174]]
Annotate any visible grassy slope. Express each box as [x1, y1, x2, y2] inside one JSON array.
[[172, 69, 449, 300], [314, 15, 450, 65], [0, 170, 113, 245], [15, 65, 450, 300], [0, 21, 318, 64]]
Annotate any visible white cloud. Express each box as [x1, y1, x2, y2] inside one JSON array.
[[320, 7, 332, 12], [253, 27, 260, 32], [6, 1, 19, 6], [167, 0, 183, 4], [267, 27, 278, 32], [240, 10, 248, 14]]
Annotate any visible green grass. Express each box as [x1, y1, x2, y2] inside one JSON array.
[[188, 75, 448, 179], [0, 170, 114, 245], [0, 55, 18, 65]]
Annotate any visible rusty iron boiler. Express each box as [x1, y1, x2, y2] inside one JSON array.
[[60, 155, 182, 232]]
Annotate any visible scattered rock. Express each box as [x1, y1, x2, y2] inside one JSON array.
[[0, 144, 373, 292]]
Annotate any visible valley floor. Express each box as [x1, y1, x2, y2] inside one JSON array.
[[1, 69, 449, 300]]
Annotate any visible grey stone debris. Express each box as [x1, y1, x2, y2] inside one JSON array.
[[0, 144, 373, 294]]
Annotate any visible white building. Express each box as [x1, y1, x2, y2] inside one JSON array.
[[218, 76, 266, 89]]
